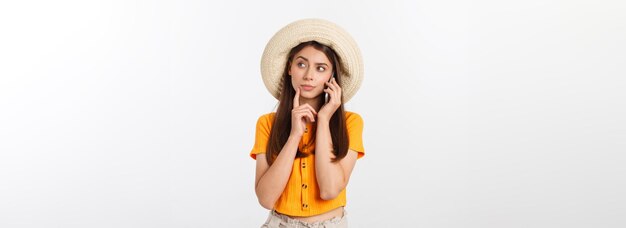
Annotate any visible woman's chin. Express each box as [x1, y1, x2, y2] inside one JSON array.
[[300, 92, 322, 99]]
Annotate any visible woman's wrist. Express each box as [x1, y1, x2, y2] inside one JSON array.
[[316, 117, 331, 126], [287, 134, 302, 144]]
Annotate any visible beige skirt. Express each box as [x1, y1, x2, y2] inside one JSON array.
[[261, 208, 348, 228]]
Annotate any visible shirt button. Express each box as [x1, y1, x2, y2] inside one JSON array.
[[302, 184, 308, 189], [303, 204, 308, 208], [304, 127, 308, 133], [301, 163, 306, 168]]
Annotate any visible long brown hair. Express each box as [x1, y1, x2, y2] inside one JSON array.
[[265, 41, 349, 166]]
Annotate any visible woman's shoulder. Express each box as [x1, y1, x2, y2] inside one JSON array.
[[344, 110, 362, 119], [344, 110, 363, 124], [259, 112, 276, 118], [256, 112, 276, 124]]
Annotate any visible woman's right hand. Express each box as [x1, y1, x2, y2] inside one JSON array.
[[291, 87, 317, 137]]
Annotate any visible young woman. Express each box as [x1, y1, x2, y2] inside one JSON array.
[[250, 19, 365, 228]]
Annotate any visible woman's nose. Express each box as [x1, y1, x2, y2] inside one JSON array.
[[303, 68, 314, 80]]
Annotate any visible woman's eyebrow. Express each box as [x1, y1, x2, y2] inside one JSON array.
[[296, 56, 329, 66]]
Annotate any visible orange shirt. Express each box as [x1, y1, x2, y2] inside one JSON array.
[[250, 111, 365, 216]]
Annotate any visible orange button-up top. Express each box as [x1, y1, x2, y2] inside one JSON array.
[[250, 111, 365, 216]]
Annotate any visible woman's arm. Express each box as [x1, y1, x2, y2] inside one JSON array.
[[254, 135, 300, 209], [314, 118, 358, 200], [254, 88, 318, 209]]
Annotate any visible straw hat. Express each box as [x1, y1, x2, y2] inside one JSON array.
[[260, 18, 364, 103]]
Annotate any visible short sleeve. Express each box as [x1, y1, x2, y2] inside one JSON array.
[[250, 113, 273, 160], [346, 112, 365, 159]]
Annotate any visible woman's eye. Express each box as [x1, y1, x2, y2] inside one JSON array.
[[317, 66, 325, 72], [297, 63, 306, 68]]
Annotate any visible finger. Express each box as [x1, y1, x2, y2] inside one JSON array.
[[324, 85, 333, 98], [331, 78, 342, 92], [293, 109, 307, 122], [294, 112, 307, 126], [328, 80, 341, 98], [323, 89, 333, 103], [326, 81, 336, 91], [333, 81, 341, 96], [295, 109, 316, 121], [294, 105, 314, 116], [332, 77, 340, 86], [333, 78, 341, 91], [293, 87, 300, 108], [299, 103, 317, 115], [295, 110, 315, 123], [324, 85, 336, 95], [324, 87, 340, 103], [305, 111, 316, 122], [294, 109, 314, 117]]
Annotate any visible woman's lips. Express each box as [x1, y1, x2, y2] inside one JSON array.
[[301, 85, 314, 91]]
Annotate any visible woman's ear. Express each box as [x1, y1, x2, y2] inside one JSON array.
[[287, 64, 291, 76]]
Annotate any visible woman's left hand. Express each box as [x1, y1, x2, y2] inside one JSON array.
[[318, 77, 342, 122]]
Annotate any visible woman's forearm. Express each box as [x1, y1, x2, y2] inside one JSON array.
[[315, 119, 346, 200], [255, 135, 300, 209]]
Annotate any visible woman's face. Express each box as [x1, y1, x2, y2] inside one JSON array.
[[288, 46, 333, 99]]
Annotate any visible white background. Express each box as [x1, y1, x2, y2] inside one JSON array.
[[1, 0, 625, 227]]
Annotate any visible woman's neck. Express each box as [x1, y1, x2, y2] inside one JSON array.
[[298, 96, 322, 112]]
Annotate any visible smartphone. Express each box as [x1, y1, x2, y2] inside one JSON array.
[[324, 73, 335, 103]]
